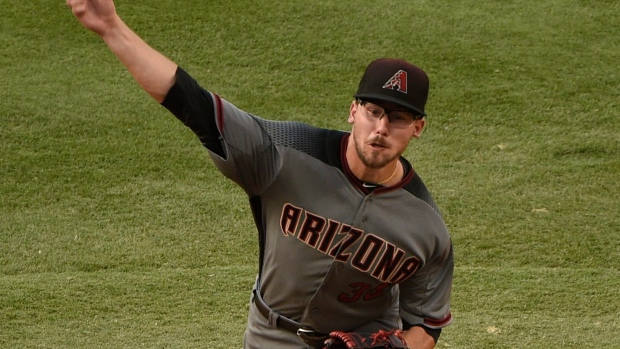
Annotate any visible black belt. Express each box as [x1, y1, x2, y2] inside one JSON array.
[[252, 289, 328, 348]]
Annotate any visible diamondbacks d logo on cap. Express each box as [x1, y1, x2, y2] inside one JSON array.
[[382, 70, 408, 94]]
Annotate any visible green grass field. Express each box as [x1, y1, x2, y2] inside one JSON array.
[[1, 0, 618, 348]]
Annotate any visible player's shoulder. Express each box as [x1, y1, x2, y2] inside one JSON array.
[[254, 117, 348, 165], [401, 165, 441, 214], [399, 167, 450, 239]]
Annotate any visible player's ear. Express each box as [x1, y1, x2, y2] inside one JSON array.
[[410, 118, 426, 139], [348, 100, 357, 124]]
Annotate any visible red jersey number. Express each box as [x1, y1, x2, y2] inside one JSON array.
[[338, 282, 391, 303]]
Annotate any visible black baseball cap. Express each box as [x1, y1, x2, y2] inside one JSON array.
[[354, 58, 429, 116]]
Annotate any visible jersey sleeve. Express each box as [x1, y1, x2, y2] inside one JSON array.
[[160, 67, 282, 195], [207, 96, 283, 196], [399, 240, 454, 329]]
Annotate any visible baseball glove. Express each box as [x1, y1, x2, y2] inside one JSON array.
[[322, 329, 409, 349]]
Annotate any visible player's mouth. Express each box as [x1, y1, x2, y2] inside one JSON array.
[[368, 138, 389, 149], [369, 144, 387, 151]]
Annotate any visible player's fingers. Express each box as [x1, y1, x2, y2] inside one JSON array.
[[66, 0, 85, 15]]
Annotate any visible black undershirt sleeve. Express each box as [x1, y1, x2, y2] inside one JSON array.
[[160, 67, 225, 157]]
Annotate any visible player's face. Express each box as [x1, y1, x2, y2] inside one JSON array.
[[348, 100, 425, 169]]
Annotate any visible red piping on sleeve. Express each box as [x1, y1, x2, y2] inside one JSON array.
[[213, 93, 225, 134], [423, 313, 453, 328]]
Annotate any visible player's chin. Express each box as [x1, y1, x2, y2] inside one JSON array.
[[363, 153, 393, 169]]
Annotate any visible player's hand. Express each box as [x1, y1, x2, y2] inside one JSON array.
[[66, 0, 118, 37]]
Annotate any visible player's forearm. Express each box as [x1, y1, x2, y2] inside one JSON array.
[[100, 15, 177, 102], [402, 326, 436, 349]]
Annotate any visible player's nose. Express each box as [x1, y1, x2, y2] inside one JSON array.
[[373, 115, 391, 135]]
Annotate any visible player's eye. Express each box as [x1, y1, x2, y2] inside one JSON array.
[[388, 111, 416, 128], [370, 109, 383, 117], [365, 105, 384, 118], [390, 112, 411, 122]]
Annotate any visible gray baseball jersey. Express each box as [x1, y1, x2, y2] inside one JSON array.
[[162, 68, 453, 349]]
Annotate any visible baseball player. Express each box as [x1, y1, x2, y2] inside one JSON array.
[[66, 1, 454, 348]]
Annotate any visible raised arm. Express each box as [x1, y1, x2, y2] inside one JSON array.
[[67, 0, 177, 102]]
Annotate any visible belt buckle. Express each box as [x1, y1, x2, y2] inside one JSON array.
[[297, 328, 328, 348], [296, 327, 318, 336]]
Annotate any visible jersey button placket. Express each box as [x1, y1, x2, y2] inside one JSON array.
[[360, 196, 372, 224]]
